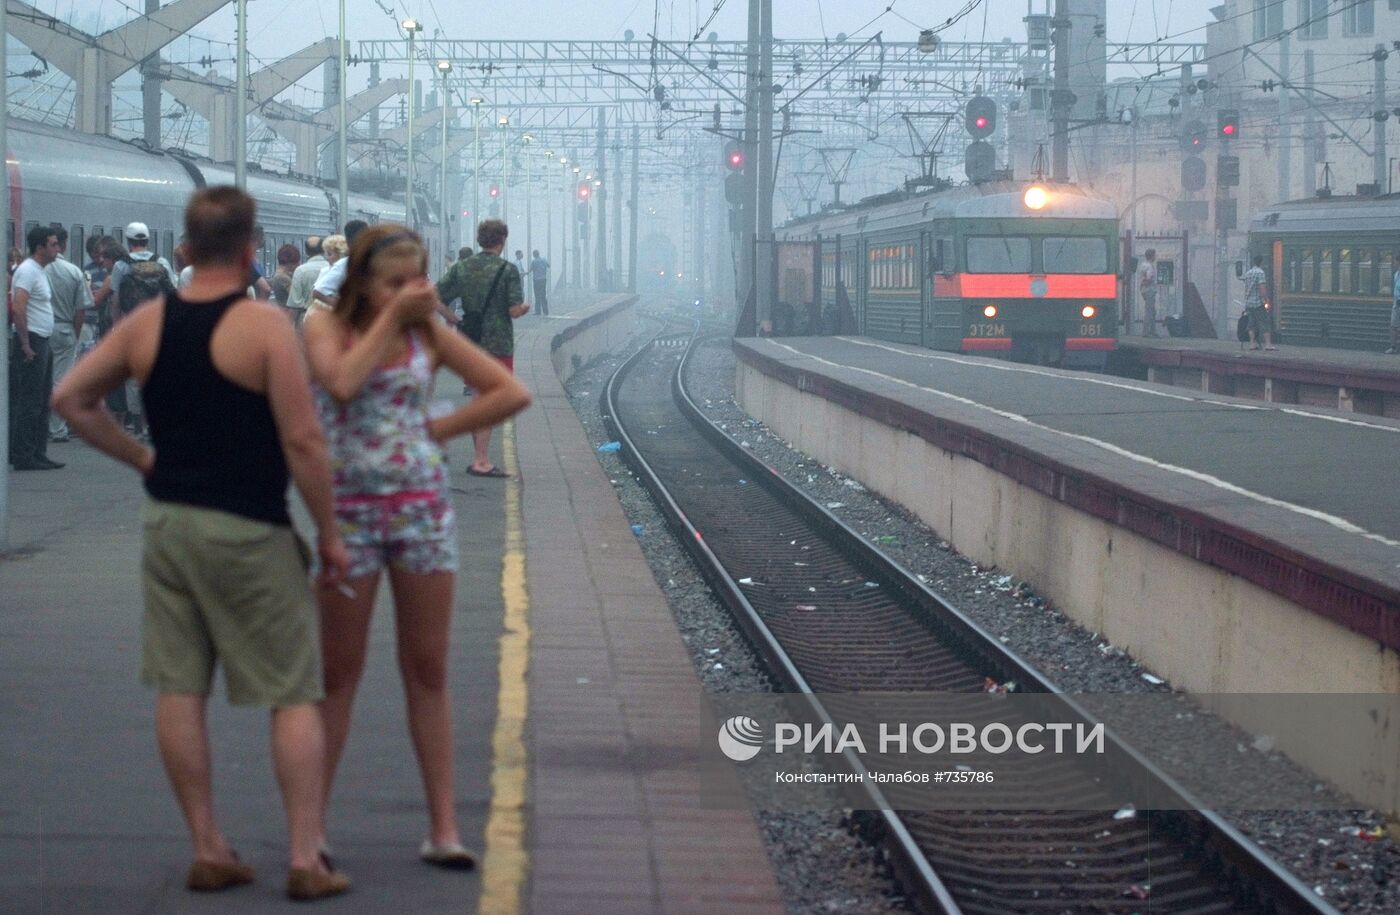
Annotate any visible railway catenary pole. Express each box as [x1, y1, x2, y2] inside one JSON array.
[[1050, 0, 1070, 182], [338, 0, 349, 224], [142, 0, 161, 147], [403, 18, 422, 228], [524, 134, 533, 301], [437, 61, 453, 271], [740, 0, 760, 318], [1278, 30, 1290, 202], [755, 0, 775, 331], [499, 115, 508, 221], [471, 97, 482, 239], [628, 125, 640, 294], [1303, 50, 1316, 197], [612, 136, 623, 294], [594, 109, 607, 290], [1375, 44, 1387, 191], [1, 0, 9, 547], [235, 0, 248, 188], [545, 150, 554, 293]]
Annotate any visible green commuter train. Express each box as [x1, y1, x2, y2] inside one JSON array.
[[772, 180, 1120, 367]]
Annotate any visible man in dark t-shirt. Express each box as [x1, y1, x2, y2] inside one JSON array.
[[436, 219, 528, 477]]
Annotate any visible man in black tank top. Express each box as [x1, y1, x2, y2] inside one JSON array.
[[53, 187, 353, 901]]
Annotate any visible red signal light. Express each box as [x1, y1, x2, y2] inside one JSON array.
[[488, 186, 500, 198], [1221, 123, 1235, 136], [975, 117, 988, 129], [577, 183, 592, 200]]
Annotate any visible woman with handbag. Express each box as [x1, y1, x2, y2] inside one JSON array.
[[302, 224, 530, 868]]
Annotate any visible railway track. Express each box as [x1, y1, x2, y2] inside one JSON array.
[[602, 327, 1336, 915]]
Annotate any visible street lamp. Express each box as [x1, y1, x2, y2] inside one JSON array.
[[470, 96, 483, 236], [402, 17, 423, 227], [545, 150, 555, 276], [436, 59, 452, 269], [521, 133, 534, 299]]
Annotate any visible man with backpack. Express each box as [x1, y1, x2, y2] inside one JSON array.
[[106, 223, 176, 437], [436, 219, 528, 477]]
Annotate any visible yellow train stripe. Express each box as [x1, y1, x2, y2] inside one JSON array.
[[479, 419, 530, 915]]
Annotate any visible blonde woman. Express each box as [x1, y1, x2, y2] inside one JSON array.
[[302, 224, 530, 867]]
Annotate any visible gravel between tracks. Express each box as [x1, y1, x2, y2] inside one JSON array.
[[682, 336, 1399, 914], [565, 330, 913, 915]]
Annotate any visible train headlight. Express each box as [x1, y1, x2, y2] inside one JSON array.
[[982, 304, 998, 319], [1081, 305, 1097, 319], [1023, 185, 1049, 210]]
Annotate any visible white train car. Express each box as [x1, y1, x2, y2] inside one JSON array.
[[6, 118, 441, 268]]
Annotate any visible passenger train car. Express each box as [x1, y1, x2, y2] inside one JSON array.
[[774, 181, 1120, 366], [1247, 193, 1400, 351], [5, 118, 440, 271]]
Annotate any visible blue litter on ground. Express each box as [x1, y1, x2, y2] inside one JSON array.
[[597, 441, 621, 453]]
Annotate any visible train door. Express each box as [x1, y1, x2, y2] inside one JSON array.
[[856, 236, 868, 334], [919, 230, 932, 348]]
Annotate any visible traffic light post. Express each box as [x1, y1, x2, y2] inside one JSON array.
[[964, 95, 997, 183]]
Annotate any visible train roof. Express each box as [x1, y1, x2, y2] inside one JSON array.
[[777, 181, 1116, 240], [1249, 192, 1400, 235]]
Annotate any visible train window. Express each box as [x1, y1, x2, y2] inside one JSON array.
[[1042, 237, 1107, 274], [1338, 247, 1353, 294], [71, 226, 85, 265], [966, 236, 1030, 273], [1358, 248, 1376, 295], [1381, 251, 1398, 297], [1297, 247, 1316, 292], [1318, 248, 1334, 293], [1284, 248, 1300, 293]]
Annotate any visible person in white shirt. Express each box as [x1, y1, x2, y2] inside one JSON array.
[[311, 219, 368, 307], [1136, 249, 1158, 337], [44, 227, 95, 442], [9, 225, 64, 469], [285, 235, 327, 324]]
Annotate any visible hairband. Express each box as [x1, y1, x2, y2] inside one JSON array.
[[365, 231, 417, 257]]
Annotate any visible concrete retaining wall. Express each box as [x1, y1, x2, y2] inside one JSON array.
[[736, 357, 1400, 814], [549, 294, 639, 384]]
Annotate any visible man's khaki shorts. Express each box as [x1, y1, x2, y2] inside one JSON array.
[[140, 500, 323, 707]]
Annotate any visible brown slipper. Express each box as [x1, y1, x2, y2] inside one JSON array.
[[287, 866, 352, 901], [186, 855, 255, 892]]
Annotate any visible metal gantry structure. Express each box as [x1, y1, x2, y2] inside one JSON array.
[[4, 1, 1205, 313]]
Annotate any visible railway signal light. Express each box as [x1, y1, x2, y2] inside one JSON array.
[[1217, 109, 1239, 140], [965, 96, 996, 139], [725, 171, 745, 206], [964, 140, 995, 183], [576, 182, 592, 200], [1181, 155, 1207, 192], [488, 185, 500, 198], [724, 142, 745, 170], [1216, 198, 1237, 232], [1180, 119, 1207, 152], [1218, 154, 1240, 187]]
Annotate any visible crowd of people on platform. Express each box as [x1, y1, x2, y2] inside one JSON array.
[[14, 185, 536, 900]]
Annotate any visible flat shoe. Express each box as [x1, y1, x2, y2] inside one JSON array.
[[466, 465, 509, 478], [186, 856, 255, 892], [287, 866, 351, 901], [419, 839, 477, 870]]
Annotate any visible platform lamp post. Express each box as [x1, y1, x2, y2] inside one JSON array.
[[498, 115, 509, 220], [337, 0, 348, 222], [470, 97, 483, 239], [401, 17, 423, 228], [436, 59, 452, 269], [521, 133, 533, 297], [558, 155, 569, 296]]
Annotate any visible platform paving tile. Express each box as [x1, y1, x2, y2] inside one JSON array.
[[515, 308, 782, 912]]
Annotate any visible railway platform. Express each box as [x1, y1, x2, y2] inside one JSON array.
[[733, 334, 1400, 811], [1115, 334, 1400, 417], [0, 296, 782, 914]]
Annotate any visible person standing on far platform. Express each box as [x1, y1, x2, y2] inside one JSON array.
[[1241, 255, 1275, 351], [529, 249, 550, 316], [301, 224, 529, 869], [45, 227, 94, 443], [52, 186, 353, 901], [437, 220, 530, 477], [9, 225, 63, 470], [1136, 248, 1158, 337]]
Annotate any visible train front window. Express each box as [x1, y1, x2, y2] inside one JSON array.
[[966, 236, 1030, 273], [1042, 237, 1108, 274]]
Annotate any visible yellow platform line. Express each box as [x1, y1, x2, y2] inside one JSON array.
[[480, 419, 530, 914]]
